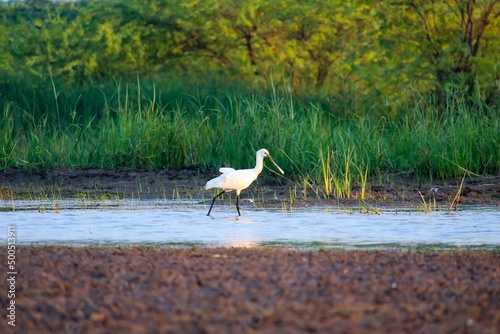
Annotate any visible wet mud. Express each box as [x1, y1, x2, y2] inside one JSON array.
[[1, 167, 499, 207], [0, 247, 498, 333]]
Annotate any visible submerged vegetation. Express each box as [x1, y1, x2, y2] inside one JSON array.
[[0, 0, 499, 198]]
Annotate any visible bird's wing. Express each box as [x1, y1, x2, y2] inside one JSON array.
[[216, 169, 257, 191], [219, 167, 235, 174], [205, 168, 236, 190], [205, 169, 257, 191]]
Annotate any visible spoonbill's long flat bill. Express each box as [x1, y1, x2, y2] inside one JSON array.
[[205, 148, 284, 216]]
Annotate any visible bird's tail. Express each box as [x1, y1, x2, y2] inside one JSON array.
[[204, 178, 217, 190], [205, 168, 232, 190]]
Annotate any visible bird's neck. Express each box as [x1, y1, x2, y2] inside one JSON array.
[[253, 155, 264, 175]]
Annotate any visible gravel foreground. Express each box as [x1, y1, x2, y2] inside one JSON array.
[[1, 246, 499, 334]]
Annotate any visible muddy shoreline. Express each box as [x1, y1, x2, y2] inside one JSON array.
[[1, 169, 499, 333], [1, 167, 499, 208], [0, 247, 498, 334]]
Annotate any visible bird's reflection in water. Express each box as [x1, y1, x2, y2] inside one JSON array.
[[223, 240, 260, 248], [208, 214, 260, 224], [215, 215, 262, 247], [233, 216, 260, 224]]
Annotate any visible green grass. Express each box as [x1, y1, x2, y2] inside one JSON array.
[[1, 78, 499, 199]]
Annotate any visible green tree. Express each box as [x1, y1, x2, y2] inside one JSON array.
[[388, 0, 500, 99]]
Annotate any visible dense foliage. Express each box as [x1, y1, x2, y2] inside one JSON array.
[[0, 0, 499, 190], [1, 0, 499, 110]]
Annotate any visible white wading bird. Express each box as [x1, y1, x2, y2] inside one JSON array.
[[205, 148, 284, 216]]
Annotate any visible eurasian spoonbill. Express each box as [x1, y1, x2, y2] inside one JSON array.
[[205, 149, 284, 216]]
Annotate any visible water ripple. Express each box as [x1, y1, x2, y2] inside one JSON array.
[[1, 201, 499, 249]]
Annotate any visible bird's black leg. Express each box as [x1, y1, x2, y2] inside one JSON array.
[[236, 194, 241, 216], [207, 190, 225, 216]]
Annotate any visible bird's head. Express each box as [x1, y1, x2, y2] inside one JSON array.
[[257, 148, 270, 158], [257, 148, 284, 174]]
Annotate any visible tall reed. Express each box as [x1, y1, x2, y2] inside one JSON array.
[[1, 79, 499, 199]]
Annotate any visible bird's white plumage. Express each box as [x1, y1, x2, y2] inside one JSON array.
[[219, 167, 235, 173], [205, 149, 284, 216], [205, 168, 258, 195]]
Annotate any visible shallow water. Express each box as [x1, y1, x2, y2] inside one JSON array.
[[1, 199, 499, 249]]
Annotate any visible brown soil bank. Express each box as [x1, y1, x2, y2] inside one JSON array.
[[1, 167, 500, 207], [1, 247, 498, 334]]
